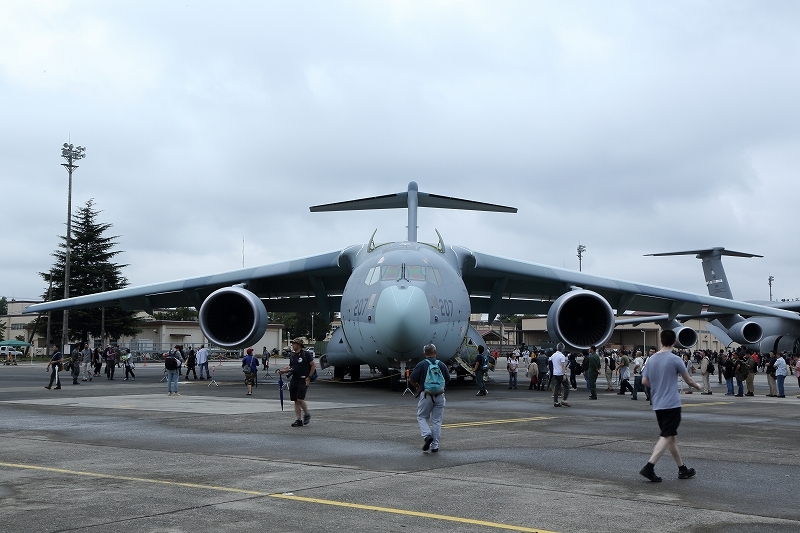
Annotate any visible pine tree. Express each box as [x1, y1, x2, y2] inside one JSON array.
[[34, 199, 142, 344]]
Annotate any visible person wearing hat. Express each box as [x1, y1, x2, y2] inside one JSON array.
[[242, 348, 259, 396], [278, 339, 316, 427]]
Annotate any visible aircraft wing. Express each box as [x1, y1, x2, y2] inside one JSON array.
[[23, 248, 357, 316], [457, 248, 800, 321]]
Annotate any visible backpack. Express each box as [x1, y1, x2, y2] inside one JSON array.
[[480, 353, 489, 371], [737, 359, 750, 378], [165, 354, 179, 370], [423, 359, 446, 394], [707, 360, 715, 375], [609, 357, 616, 370]]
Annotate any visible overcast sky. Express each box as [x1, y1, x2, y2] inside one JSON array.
[[2, 1, 799, 307]]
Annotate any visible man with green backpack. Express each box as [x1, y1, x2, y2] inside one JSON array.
[[408, 344, 451, 453]]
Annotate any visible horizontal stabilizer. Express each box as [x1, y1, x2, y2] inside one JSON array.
[[310, 181, 515, 243], [310, 186, 516, 213], [645, 248, 762, 259]]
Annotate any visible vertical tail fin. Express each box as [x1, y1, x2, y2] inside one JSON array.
[[645, 248, 762, 300]]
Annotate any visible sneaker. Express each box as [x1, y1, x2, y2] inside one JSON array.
[[291, 419, 303, 427], [553, 403, 561, 407], [431, 448, 439, 453], [173, 392, 180, 396], [560, 401, 571, 407], [700, 392, 711, 395], [168, 392, 173, 396], [678, 465, 696, 479], [303, 413, 311, 426], [54, 386, 61, 389], [589, 396, 597, 400], [422, 435, 433, 451], [640, 463, 662, 482], [631, 397, 637, 400], [44, 386, 51, 390]]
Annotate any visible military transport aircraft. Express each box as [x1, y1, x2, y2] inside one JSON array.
[[24, 184, 800, 388], [616, 248, 800, 354]]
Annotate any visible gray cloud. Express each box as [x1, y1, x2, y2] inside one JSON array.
[[2, 1, 799, 304]]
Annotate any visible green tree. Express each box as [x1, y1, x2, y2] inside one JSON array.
[[270, 311, 329, 342], [0, 321, 5, 342], [153, 307, 199, 321], [34, 199, 142, 344], [0, 296, 8, 315]]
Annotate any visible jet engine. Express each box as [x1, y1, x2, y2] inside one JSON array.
[[727, 321, 763, 345], [546, 290, 615, 350], [673, 326, 698, 349], [198, 287, 268, 350]]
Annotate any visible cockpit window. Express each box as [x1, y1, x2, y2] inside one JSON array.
[[406, 265, 426, 281], [380, 264, 402, 281], [364, 267, 380, 285], [365, 264, 441, 284]]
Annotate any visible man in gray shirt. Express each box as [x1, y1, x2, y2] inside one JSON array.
[[640, 329, 701, 482]]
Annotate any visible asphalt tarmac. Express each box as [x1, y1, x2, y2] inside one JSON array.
[[1, 361, 798, 533]]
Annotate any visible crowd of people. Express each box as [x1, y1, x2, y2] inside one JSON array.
[[484, 343, 800, 403]]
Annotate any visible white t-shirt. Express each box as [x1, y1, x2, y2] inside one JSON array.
[[550, 351, 567, 376], [632, 356, 644, 376]]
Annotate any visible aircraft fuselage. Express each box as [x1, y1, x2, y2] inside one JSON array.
[[338, 241, 471, 367]]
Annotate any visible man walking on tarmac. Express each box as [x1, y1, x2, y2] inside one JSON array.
[[409, 344, 451, 453], [640, 329, 702, 482]]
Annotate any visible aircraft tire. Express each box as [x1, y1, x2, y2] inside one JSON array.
[[333, 366, 346, 380], [389, 371, 400, 391], [349, 365, 361, 381]]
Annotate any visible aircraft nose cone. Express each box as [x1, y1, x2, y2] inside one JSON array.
[[375, 285, 430, 353]]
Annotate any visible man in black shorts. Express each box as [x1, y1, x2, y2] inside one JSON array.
[[278, 339, 316, 427], [640, 329, 702, 482]]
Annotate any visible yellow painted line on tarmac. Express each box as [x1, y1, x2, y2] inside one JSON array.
[[272, 493, 559, 533], [443, 416, 555, 428], [0, 462, 265, 496], [0, 462, 559, 533], [682, 402, 732, 408]]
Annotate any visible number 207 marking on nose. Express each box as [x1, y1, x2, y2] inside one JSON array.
[[438, 299, 453, 316]]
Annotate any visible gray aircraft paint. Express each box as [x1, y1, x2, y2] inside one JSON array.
[[25, 187, 800, 376]]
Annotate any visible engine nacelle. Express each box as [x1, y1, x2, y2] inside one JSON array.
[[727, 321, 763, 345], [673, 326, 698, 349], [546, 290, 615, 351], [198, 287, 268, 350]]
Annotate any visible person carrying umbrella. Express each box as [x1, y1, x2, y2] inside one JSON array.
[[45, 344, 62, 390], [277, 339, 315, 427]]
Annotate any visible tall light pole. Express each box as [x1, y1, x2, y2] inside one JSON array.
[[768, 275, 774, 302], [60, 142, 85, 352], [577, 244, 586, 272]]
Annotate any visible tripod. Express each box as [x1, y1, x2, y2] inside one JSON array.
[[401, 366, 414, 396], [207, 365, 219, 387]]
